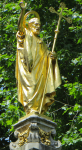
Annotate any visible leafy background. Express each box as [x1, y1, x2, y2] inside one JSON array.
[[0, 0, 82, 150]]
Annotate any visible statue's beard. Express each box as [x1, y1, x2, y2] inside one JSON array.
[[32, 28, 40, 35]]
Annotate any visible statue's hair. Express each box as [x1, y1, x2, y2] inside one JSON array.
[[28, 18, 40, 24]]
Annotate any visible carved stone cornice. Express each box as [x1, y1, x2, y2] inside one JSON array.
[[9, 113, 62, 150]]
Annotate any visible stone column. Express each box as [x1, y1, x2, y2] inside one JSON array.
[[9, 113, 62, 150]]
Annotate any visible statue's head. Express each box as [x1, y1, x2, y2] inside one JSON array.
[[28, 18, 41, 36]]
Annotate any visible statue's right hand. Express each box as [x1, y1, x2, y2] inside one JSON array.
[[19, 1, 27, 10]]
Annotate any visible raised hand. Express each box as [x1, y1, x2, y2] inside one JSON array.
[[19, 0, 27, 10]]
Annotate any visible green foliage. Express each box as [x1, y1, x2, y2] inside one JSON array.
[[0, 0, 82, 150], [61, 103, 82, 148]]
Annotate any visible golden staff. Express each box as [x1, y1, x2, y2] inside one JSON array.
[[39, 2, 72, 114]]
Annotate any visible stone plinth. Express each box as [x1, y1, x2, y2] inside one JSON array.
[[9, 113, 62, 150]]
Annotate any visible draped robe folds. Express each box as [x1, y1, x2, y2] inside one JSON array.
[[16, 29, 61, 113]]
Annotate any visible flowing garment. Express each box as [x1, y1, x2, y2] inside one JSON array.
[[16, 29, 61, 113]]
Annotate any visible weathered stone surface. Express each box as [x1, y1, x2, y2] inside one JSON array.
[[14, 113, 57, 133], [10, 142, 61, 150], [9, 113, 62, 150]]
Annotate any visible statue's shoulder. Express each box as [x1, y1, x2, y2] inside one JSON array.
[[25, 28, 33, 36], [42, 40, 48, 50]]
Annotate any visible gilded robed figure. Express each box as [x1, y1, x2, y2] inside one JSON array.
[[16, 1, 61, 114]]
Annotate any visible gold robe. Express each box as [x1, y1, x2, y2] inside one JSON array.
[[16, 29, 61, 113]]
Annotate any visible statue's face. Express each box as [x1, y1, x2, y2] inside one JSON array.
[[29, 19, 40, 36]]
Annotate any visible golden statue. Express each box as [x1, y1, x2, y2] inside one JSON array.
[[16, 1, 61, 114]]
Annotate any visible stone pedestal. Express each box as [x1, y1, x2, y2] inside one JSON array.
[[9, 113, 62, 150]]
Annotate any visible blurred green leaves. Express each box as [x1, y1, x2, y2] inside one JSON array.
[[0, 0, 82, 150]]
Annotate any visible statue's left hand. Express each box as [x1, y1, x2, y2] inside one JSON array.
[[49, 51, 57, 60]]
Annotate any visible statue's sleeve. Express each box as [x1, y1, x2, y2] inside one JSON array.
[[46, 49, 61, 90], [24, 30, 33, 72], [15, 31, 25, 81]]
